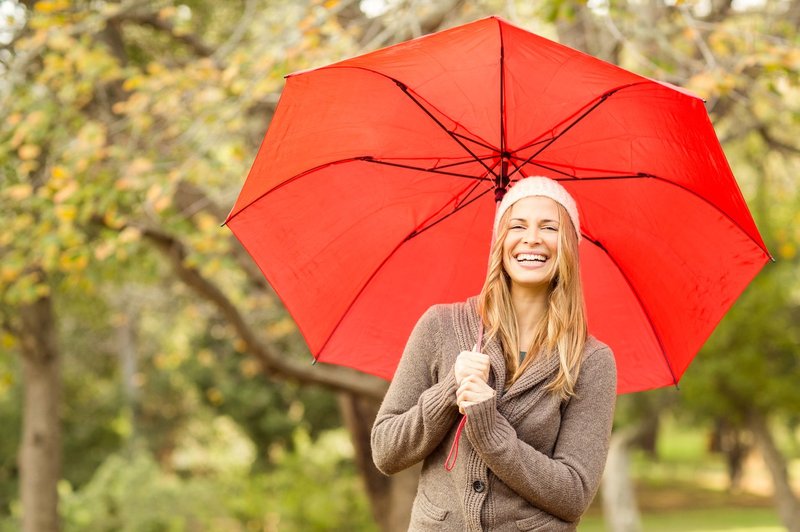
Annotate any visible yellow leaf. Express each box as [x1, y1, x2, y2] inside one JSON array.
[[48, 31, 75, 51], [1, 332, 17, 349], [114, 177, 135, 191], [145, 184, 162, 204], [111, 101, 127, 115], [1, 265, 21, 283], [19, 161, 40, 176], [6, 184, 33, 201], [779, 242, 796, 260], [128, 158, 154, 178], [324, 0, 340, 8], [18, 144, 42, 160], [53, 180, 78, 203], [55, 204, 77, 222], [94, 240, 115, 261], [146, 62, 165, 75], [158, 6, 177, 20], [122, 76, 144, 91], [35, 284, 51, 297], [206, 387, 224, 405], [196, 213, 217, 232], [197, 349, 214, 366], [240, 358, 260, 378], [153, 195, 171, 213], [7, 113, 22, 126], [118, 227, 142, 243], [58, 251, 88, 272], [34, 0, 70, 14], [51, 165, 68, 181]]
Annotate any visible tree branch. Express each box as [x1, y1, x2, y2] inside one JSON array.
[[173, 180, 273, 292], [757, 126, 800, 156], [111, 10, 216, 60], [92, 216, 388, 399]]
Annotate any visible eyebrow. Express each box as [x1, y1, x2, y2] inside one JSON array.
[[510, 217, 560, 224]]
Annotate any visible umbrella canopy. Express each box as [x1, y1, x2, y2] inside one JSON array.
[[226, 16, 771, 394]]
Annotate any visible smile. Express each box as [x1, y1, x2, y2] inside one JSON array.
[[515, 253, 548, 263]]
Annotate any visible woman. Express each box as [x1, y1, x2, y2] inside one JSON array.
[[370, 176, 617, 531]]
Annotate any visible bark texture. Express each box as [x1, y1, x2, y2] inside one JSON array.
[[18, 294, 62, 532], [601, 428, 642, 532], [748, 411, 800, 532], [339, 393, 420, 532]]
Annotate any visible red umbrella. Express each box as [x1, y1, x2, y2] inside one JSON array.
[[225, 16, 771, 394]]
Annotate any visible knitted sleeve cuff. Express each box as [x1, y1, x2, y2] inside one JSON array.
[[421, 365, 459, 421], [463, 393, 516, 452]]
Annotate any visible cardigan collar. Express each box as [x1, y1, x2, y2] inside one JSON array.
[[458, 297, 560, 401]]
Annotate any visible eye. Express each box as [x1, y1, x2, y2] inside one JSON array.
[[542, 225, 559, 231], [509, 224, 526, 230]]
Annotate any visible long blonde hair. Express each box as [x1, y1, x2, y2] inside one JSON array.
[[477, 202, 587, 399]]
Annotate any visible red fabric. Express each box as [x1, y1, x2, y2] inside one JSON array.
[[226, 16, 770, 394]]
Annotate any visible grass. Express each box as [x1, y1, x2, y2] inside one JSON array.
[[578, 508, 782, 531], [578, 477, 783, 531]]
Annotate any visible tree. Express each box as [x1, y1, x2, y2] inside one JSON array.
[[1, 1, 798, 531], [541, 1, 800, 528]]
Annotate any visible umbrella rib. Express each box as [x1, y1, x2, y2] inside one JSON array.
[[226, 156, 372, 224], [452, 132, 497, 152], [508, 82, 649, 180], [434, 155, 498, 171], [499, 19, 507, 161], [405, 186, 495, 241], [314, 182, 493, 357], [394, 81, 499, 180], [361, 157, 492, 181], [581, 234, 679, 387], [565, 173, 773, 260], [225, 155, 489, 224]]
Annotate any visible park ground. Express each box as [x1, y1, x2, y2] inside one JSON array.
[[579, 416, 798, 531]]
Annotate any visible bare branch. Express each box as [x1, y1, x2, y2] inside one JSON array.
[[213, 0, 257, 61], [92, 215, 388, 399], [173, 180, 272, 292], [757, 126, 800, 156], [111, 10, 216, 59]]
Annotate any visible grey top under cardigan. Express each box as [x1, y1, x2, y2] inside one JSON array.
[[370, 298, 617, 531]]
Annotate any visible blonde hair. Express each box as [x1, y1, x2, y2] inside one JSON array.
[[477, 201, 587, 399]]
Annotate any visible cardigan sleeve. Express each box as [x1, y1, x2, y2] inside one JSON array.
[[370, 305, 461, 475], [463, 346, 617, 522]]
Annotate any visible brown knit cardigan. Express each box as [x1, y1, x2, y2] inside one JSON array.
[[371, 298, 617, 531]]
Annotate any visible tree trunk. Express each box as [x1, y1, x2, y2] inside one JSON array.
[[601, 428, 642, 532], [18, 294, 62, 532], [748, 411, 800, 532], [339, 393, 420, 532], [115, 303, 140, 443]]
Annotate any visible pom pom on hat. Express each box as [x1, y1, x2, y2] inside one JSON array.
[[494, 177, 581, 241]]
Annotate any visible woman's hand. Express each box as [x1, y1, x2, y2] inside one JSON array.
[[456, 374, 496, 414], [454, 350, 490, 385]]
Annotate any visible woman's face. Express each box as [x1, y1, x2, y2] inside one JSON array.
[[501, 196, 561, 292]]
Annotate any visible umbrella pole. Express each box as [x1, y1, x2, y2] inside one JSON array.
[[445, 165, 509, 472]]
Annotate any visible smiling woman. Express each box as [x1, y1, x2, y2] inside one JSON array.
[[370, 177, 617, 531], [502, 196, 562, 293]]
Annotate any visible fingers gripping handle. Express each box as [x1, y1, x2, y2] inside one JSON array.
[[444, 322, 485, 472]]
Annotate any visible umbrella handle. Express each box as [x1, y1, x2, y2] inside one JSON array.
[[444, 321, 486, 472], [474, 321, 484, 353]]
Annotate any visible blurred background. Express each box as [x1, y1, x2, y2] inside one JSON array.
[[0, 0, 798, 530]]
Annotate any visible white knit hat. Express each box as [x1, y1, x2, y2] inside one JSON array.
[[493, 176, 581, 242]]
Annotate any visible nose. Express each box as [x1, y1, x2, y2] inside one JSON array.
[[522, 228, 541, 245]]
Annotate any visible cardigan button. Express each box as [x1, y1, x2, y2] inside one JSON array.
[[472, 480, 485, 493]]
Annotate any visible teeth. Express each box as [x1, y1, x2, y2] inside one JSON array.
[[516, 253, 547, 262]]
